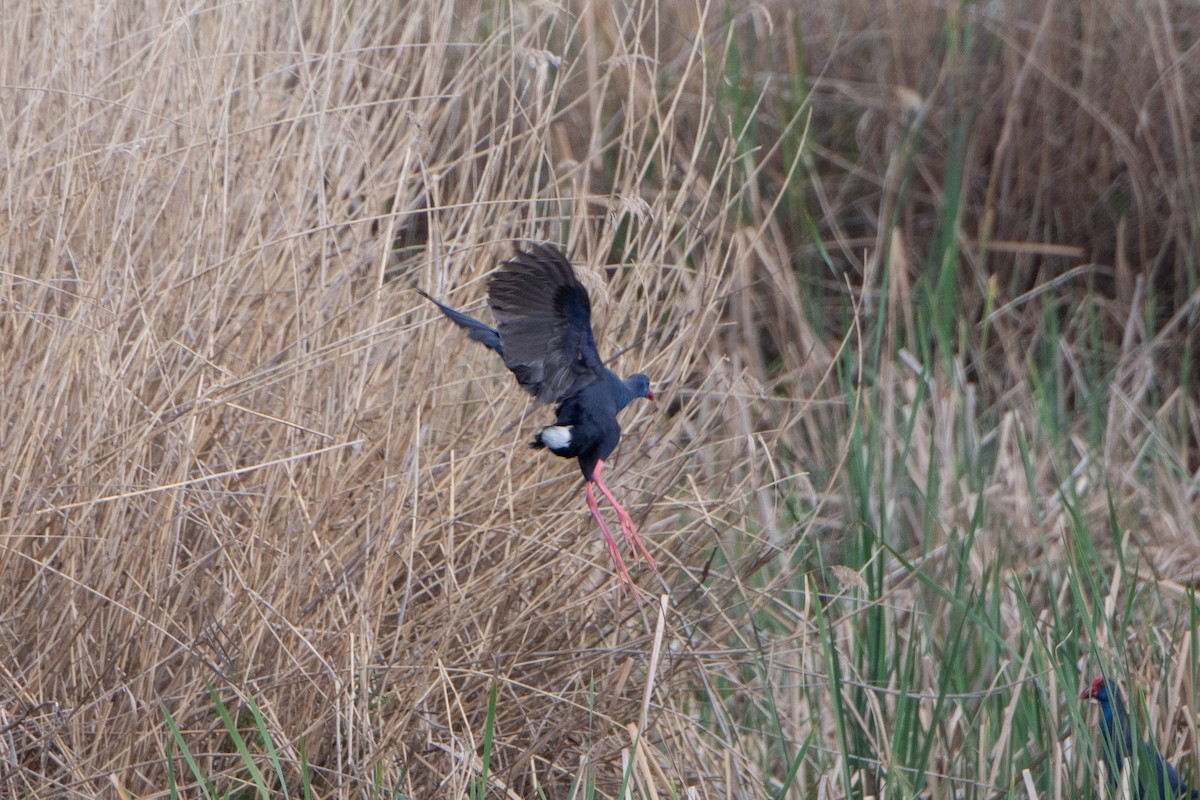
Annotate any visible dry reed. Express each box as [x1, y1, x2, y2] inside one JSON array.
[[2, 1, 1199, 798]]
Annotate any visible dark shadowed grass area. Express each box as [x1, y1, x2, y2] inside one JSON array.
[[1, 1, 1198, 797]]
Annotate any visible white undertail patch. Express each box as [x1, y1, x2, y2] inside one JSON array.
[[540, 425, 572, 450]]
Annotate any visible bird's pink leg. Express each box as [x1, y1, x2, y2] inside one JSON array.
[[592, 460, 656, 570], [586, 482, 634, 590]]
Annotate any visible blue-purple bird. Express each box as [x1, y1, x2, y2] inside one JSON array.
[[1081, 677, 1200, 800], [418, 243, 656, 589]]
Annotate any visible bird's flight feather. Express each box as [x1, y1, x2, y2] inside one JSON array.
[[487, 243, 607, 405]]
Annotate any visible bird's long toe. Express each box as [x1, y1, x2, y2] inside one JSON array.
[[618, 514, 656, 570], [603, 532, 635, 591], [587, 484, 637, 592], [592, 469, 656, 571]]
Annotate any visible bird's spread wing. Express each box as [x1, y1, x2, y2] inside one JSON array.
[[487, 243, 606, 404]]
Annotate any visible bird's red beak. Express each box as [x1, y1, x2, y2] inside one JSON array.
[[647, 389, 655, 401], [1080, 677, 1102, 700]]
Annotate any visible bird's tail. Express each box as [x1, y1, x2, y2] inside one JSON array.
[[416, 290, 504, 355], [529, 435, 546, 450]]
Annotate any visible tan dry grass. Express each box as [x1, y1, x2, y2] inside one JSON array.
[[0, 2, 811, 796], [2, 0, 1200, 798]]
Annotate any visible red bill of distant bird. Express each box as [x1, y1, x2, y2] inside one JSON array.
[[418, 242, 656, 591]]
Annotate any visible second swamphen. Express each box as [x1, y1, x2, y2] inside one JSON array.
[[1081, 676, 1200, 799], [418, 242, 656, 588]]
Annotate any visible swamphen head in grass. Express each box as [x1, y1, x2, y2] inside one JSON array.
[[418, 242, 656, 591], [1081, 677, 1200, 800]]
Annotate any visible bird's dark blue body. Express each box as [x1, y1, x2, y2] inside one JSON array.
[[531, 371, 650, 480], [1082, 677, 1199, 800]]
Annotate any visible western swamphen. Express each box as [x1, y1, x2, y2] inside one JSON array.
[[1081, 676, 1200, 799], [418, 242, 656, 588]]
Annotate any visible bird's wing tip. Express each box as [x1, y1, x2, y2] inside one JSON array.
[[512, 240, 565, 260]]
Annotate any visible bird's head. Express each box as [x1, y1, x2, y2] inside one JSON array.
[[1080, 676, 1118, 706], [624, 373, 654, 403]]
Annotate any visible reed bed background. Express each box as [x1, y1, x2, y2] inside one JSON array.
[[2, 0, 1199, 798]]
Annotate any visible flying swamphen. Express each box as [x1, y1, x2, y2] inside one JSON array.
[[418, 242, 656, 588], [1081, 676, 1200, 799]]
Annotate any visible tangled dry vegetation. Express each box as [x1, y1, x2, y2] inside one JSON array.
[[2, 0, 1199, 798]]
